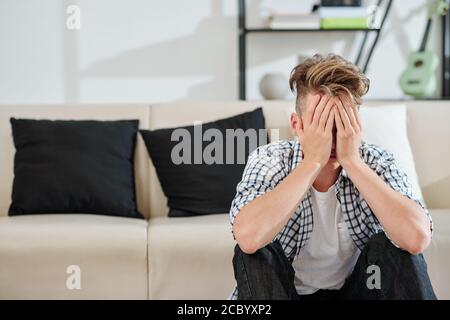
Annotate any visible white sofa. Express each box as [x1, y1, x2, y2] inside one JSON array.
[[0, 100, 449, 299]]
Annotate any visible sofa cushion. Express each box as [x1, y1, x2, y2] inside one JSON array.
[[0, 104, 151, 219], [147, 102, 298, 217], [0, 214, 148, 299], [359, 104, 424, 203], [9, 118, 143, 218], [145, 210, 449, 300], [147, 214, 235, 299], [141, 108, 266, 217]]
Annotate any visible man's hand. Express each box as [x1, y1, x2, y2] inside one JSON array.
[[296, 94, 336, 168], [334, 97, 362, 168]]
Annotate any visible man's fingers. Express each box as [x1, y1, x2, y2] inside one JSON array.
[[325, 105, 335, 132], [311, 95, 330, 127], [354, 105, 362, 128], [318, 97, 336, 130], [304, 94, 321, 127], [349, 107, 361, 131], [334, 107, 344, 132], [339, 98, 359, 131], [337, 100, 352, 131]]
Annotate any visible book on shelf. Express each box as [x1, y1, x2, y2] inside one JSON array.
[[266, 5, 379, 30], [318, 6, 376, 18], [321, 17, 371, 29], [318, 5, 377, 29], [321, 0, 362, 6], [267, 12, 321, 30]]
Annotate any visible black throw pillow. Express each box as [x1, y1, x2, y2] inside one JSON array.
[[140, 108, 266, 217], [9, 118, 142, 219]]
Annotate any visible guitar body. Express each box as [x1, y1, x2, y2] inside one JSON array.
[[399, 50, 439, 97], [399, 0, 448, 97]]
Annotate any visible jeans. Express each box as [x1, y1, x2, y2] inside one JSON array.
[[232, 232, 437, 300]]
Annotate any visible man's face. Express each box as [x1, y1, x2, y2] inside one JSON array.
[[296, 92, 339, 169]]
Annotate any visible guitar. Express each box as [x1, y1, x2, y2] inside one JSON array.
[[399, 0, 449, 97]]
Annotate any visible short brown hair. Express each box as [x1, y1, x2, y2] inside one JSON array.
[[289, 53, 370, 113]]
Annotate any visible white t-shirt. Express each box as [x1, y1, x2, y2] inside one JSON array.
[[293, 184, 360, 295]]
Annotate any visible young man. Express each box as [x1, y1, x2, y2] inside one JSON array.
[[229, 54, 436, 300]]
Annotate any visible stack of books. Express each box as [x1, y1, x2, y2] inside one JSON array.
[[268, 12, 321, 30], [318, 6, 377, 29]]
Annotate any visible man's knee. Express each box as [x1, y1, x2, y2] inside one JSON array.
[[232, 240, 289, 277], [364, 232, 421, 265], [233, 241, 282, 266], [232, 240, 297, 300], [356, 232, 436, 299]]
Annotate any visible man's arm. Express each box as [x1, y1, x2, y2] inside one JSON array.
[[233, 160, 321, 254], [233, 95, 337, 254], [334, 99, 431, 255]]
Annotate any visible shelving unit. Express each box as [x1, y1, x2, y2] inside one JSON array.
[[238, 0, 393, 100], [443, 0, 450, 97]]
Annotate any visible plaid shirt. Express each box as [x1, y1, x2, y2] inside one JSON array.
[[228, 139, 432, 300]]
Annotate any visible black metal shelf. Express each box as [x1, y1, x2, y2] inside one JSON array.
[[443, 0, 450, 97], [238, 0, 393, 100]]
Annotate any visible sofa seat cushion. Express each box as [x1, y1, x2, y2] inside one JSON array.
[[0, 214, 148, 299], [147, 214, 235, 299], [424, 209, 450, 300], [146, 210, 450, 300]]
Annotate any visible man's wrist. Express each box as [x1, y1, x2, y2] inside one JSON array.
[[298, 158, 322, 184], [301, 158, 322, 171], [340, 156, 365, 173]]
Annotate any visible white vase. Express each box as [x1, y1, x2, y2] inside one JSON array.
[[259, 73, 289, 100]]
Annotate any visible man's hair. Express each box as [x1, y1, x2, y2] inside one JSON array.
[[289, 53, 370, 114]]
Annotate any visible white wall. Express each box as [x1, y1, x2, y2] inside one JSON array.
[[0, 0, 443, 103]]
